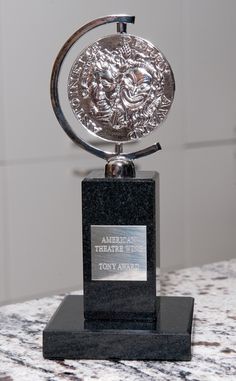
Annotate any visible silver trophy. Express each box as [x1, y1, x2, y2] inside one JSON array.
[[44, 15, 194, 362]]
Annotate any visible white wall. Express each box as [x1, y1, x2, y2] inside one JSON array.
[[0, 0, 235, 304], [183, 0, 236, 266]]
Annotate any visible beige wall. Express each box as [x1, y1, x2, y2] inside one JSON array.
[[0, 0, 236, 304]]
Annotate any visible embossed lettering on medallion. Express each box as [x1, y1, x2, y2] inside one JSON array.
[[68, 34, 175, 142]]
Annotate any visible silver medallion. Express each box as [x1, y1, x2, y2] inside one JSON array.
[[68, 34, 175, 142]]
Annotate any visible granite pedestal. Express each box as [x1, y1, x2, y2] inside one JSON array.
[[43, 295, 194, 360], [82, 171, 159, 321], [43, 170, 194, 360]]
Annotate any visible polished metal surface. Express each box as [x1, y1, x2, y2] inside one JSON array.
[[105, 156, 136, 177], [91, 225, 147, 281], [68, 34, 175, 142], [117, 22, 127, 33], [50, 15, 173, 165]]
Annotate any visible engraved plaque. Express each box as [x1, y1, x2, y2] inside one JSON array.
[[91, 225, 147, 281]]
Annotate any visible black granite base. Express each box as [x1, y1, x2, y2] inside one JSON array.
[[43, 295, 194, 361]]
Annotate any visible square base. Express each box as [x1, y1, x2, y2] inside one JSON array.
[[43, 295, 194, 361]]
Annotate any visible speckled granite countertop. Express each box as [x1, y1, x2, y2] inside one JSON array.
[[0, 259, 235, 381]]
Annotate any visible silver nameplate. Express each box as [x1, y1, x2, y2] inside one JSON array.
[[91, 225, 147, 281]]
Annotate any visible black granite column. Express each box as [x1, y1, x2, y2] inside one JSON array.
[[82, 170, 159, 321]]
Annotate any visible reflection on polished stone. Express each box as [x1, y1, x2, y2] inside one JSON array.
[[43, 295, 194, 360]]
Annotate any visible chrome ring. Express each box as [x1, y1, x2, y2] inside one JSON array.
[[50, 15, 162, 161]]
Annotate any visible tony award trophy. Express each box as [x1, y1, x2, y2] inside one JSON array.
[[43, 15, 194, 361]]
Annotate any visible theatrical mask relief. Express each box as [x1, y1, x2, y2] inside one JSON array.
[[68, 34, 175, 142]]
